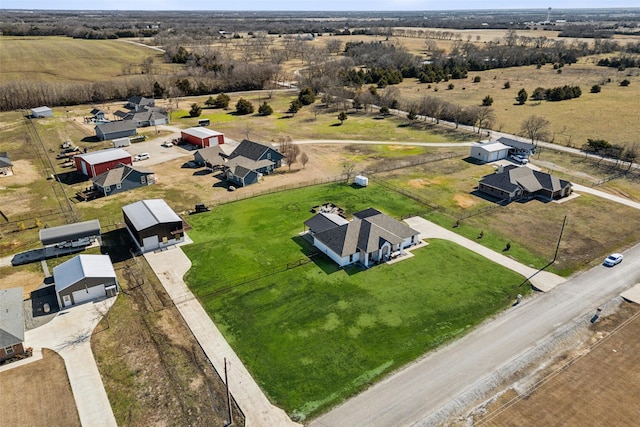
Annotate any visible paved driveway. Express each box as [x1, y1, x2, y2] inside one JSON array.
[[20, 298, 117, 427], [144, 245, 301, 427]]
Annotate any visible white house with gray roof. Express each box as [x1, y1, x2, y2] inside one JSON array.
[[122, 199, 185, 253], [305, 208, 420, 268]]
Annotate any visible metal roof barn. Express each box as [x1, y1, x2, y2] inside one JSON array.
[[122, 199, 182, 231]]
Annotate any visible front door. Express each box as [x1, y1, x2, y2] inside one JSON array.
[[63, 294, 72, 307]]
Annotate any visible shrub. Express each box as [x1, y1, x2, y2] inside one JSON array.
[[620, 79, 631, 87], [298, 87, 316, 105], [211, 93, 230, 109], [258, 102, 273, 116], [591, 84, 601, 93], [473, 76, 481, 83], [448, 83, 455, 90], [189, 103, 202, 117], [504, 81, 511, 89], [482, 95, 494, 106], [235, 98, 254, 115]]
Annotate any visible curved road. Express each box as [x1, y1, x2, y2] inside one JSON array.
[[310, 241, 640, 427]]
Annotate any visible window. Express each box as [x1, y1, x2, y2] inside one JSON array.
[[141, 176, 146, 184], [105, 186, 111, 192], [116, 183, 122, 190], [5, 346, 14, 355], [349, 254, 353, 262], [267, 152, 271, 159]]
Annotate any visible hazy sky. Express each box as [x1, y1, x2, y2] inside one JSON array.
[[2, 1, 640, 11]]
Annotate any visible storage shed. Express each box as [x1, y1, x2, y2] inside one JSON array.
[[112, 137, 131, 148], [122, 199, 185, 253], [31, 106, 53, 118], [53, 255, 118, 308], [74, 148, 132, 177], [354, 175, 369, 187], [470, 142, 510, 163], [39, 219, 101, 247], [0, 288, 25, 362], [181, 127, 225, 148]]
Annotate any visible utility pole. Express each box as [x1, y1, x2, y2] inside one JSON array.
[[225, 357, 232, 426]]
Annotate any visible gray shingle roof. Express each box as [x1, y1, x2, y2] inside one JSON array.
[[91, 163, 152, 187], [304, 213, 349, 234], [229, 139, 281, 162], [95, 121, 137, 134], [313, 208, 418, 257], [480, 165, 571, 195], [497, 137, 535, 151], [0, 152, 11, 168], [0, 288, 24, 347]]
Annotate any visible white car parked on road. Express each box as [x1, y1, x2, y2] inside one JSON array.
[[603, 253, 623, 267]]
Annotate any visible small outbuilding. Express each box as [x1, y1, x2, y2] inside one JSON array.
[[181, 127, 225, 148], [122, 199, 186, 253], [74, 148, 132, 177], [31, 106, 53, 118], [112, 137, 131, 148], [0, 151, 13, 177], [95, 121, 138, 141], [53, 254, 118, 308], [497, 137, 536, 156], [39, 219, 101, 248], [0, 288, 25, 362], [470, 142, 511, 163], [354, 175, 369, 187]]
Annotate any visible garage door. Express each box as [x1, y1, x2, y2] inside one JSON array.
[[142, 235, 159, 252], [72, 284, 105, 305]]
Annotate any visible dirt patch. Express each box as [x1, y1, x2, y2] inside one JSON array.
[[453, 193, 477, 209], [0, 349, 81, 426], [0, 270, 44, 299], [91, 253, 244, 427], [407, 178, 443, 188], [475, 302, 640, 426]]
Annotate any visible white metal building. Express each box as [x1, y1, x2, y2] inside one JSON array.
[[53, 254, 118, 307], [31, 106, 53, 118], [469, 142, 510, 163]]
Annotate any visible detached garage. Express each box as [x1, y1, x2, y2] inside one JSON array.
[[470, 142, 510, 163], [122, 199, 186, 253], [53, 254, 118, 308], [74, 148, 132, 177], [31, 106, 53, 118], [181, 127, 225, 148]]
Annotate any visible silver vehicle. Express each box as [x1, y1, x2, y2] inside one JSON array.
[[603, 253, 623, 267]]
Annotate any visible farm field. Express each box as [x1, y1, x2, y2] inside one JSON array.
[[476, 301, 640, 427], [0, 36, 173, 84], [183, 182, 529, 419]]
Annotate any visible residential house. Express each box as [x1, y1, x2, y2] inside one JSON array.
[[0, 288, 25, 362], [95, 121, 138, 141], [53, 255, 118, 308], [115, 107, 168, 127], [306, 208, 420, 268], [0, 152, 13, 176], [497, 137, 536, 157], [122, 199, 186, 253], [224, 139, 283, 187], [90, 108, 108, 122], [478, 165, 572, 202], [469, 142, 510, 163], [194, 146, 225, 170], [91, 163, 155, 197], [126, 96, 155, 112]]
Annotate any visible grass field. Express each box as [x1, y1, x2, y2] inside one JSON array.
[[183, 182, 528, 418], [0, 36, 173, 83]]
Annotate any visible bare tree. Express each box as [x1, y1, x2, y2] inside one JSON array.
[[476, 107, 495, 136], [281, 142, 301, 171], [300, 152, 309, 168], [342, 160, 357, 183], [520, 115, 551, 145]]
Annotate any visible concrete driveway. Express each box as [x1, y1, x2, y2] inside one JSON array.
[[144, 245, 300, 427], [19, 298, 118, 427], [404, 216, 566, 292]]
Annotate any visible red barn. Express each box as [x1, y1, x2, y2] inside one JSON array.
[[74, 148, 132, 177], [181, 127, 225, 148]]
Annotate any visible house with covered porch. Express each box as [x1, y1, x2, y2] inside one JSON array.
[[305, 208, 420, 268]]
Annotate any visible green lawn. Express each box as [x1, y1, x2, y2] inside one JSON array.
[[183, 182, 528, 419]]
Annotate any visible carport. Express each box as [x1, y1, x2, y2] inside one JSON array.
[[39, 219, 101, 247]]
